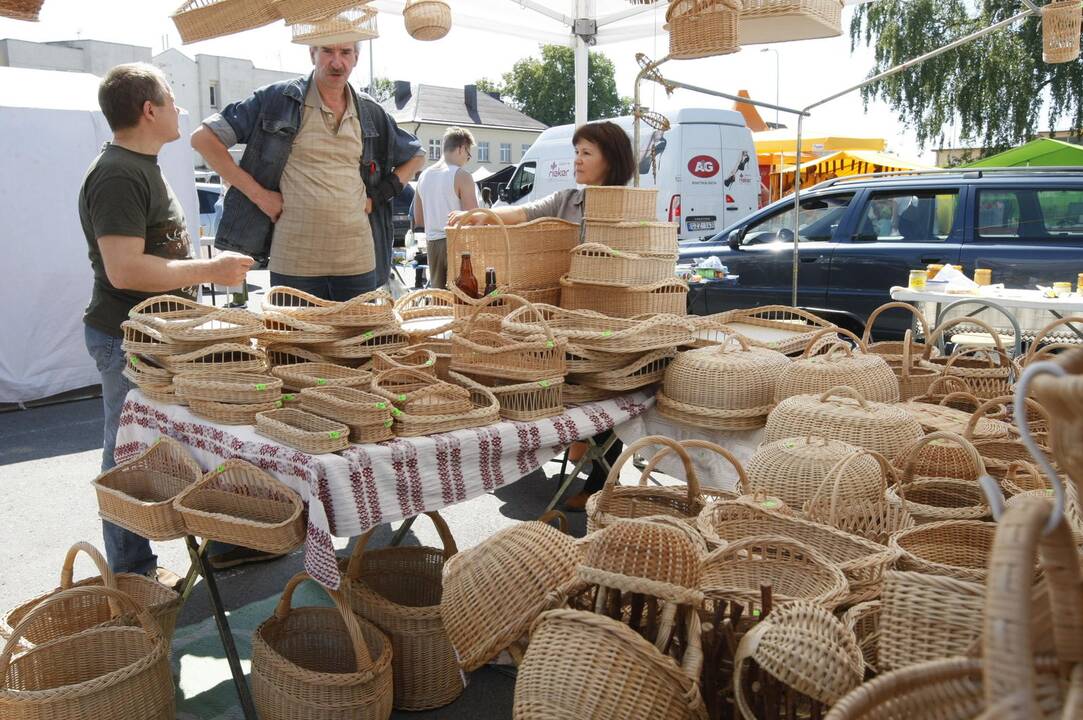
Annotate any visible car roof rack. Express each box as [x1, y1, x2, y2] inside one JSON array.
[[811, 165, 1083, 191]]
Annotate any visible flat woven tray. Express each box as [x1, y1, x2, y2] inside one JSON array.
[[150, 308, 263, 344], [173, 372, 282, 403], [312, 326, 412, 360], [503, 303, 696, 354], [271, 362, 372, 390], [376, 371, 500, 437], [161, 342, 268, 376], [262, 287, 396, 328], [255, 407, 351, 454], [262, 312, 354, 345], [571, 348, 674, 391], [566, 243, 678, 288], [299, 386, 394, 443], [466, 374, 565, 422], [188, 398, 281, 425]]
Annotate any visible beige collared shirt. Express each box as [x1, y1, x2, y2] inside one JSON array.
[[270, 81, 374, 276]]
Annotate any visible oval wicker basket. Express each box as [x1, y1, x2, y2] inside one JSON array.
[[340, 512, 464, 710], [712, 305, 837, 355], [441, 520, 581, 671], [451, 293, 567, 381], [562, 380, 620, 404], [468, 374, 565, 422], [925, 316, 1020, 399], [503, 303, 697, 353], [559, 275, 688, 317], [403, 0, 451, 40], [121, 318, 202, 357], [255, 407, 351, 454], [271, 361, 372, 391], [170, 0, 278, 43], [583, 219, 679, 254], [161, 342, 267, 376], [394, 288, 456, 342], [659, 335, 790, 430], [860, 301, 939, 363], [273, 0, 360, 23], [565, 343, 641, 374], [962, 394, 1053, 480], [173, 371, 282, 404], [128, 294, 214, 320], [173, 459, 305, 553], [263, 343, 328, 368], [745, 436, 871, 511], [290, 5, 379, 45], [371, 347, 437, 375], [262, 287, 396, 328], [890, 519, 997, 582], [572, 347, 674, 391], [188, 398, 280, 425], [886, 431, 992, 523], [775, 327, 900, 403], [804, 449, 914, 544], [298, 386, 394, 443], [666, 0, 742, 60], [122, 353, 173, 386], [371, 369, 500, 436], [567, 243, 678, 288], [312, 326, 412, 361], [765, 386, 924, 460], [262, 312, 353, 345], [251, 572, 393, 720], [583, 185, 658, 222]]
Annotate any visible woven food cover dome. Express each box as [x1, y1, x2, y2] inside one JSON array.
[[775, 327, 900, 403], [745, 436, 880, 510], [578, 519, 702, 603], [658, 334, 790, 430], [765, 386, 924, 460]]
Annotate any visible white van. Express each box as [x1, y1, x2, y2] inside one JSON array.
[[498, 108, 758, 240]]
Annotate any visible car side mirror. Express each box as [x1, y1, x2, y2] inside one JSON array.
[[728, 228, 744, 251]]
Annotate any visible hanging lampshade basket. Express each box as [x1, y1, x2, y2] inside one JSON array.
[[291, 5, 379, 45], [1042, 0, 1082, 63], [403, 0, 451, 41], [0, 0, 43, 21]]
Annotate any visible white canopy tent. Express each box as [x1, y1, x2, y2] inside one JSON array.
[[0, 67, 200, 403]]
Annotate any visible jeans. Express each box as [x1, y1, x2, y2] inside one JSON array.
[[270, 270, 381, 302], [84, 324, 157, 576]]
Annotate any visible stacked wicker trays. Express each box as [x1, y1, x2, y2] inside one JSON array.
[[370, 368, 500, 436], [256, 407, 351, 454], [299, 386, 394, 443], [174, 371, 283, 425]]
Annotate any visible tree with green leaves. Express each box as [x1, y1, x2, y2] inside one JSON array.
[[850, 0, 1083, 154], [478, 44, 632, 126], [364, 77, 394, 103]]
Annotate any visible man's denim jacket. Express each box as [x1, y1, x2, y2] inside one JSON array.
[[203, 73, 421, 281]]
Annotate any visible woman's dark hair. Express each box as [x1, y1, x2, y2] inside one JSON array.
[[572, 121, 636, 187]]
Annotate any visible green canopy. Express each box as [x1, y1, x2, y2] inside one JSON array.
[[966, 137, 1083, 167]]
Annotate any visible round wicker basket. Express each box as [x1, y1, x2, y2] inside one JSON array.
[[774, 327, 900, 403], [744, 436, 871, 511], [403, 0, 451, 40]]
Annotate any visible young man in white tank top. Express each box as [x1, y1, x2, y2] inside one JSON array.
[[414, 127, 479, 288]]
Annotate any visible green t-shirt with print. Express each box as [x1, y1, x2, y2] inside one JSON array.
[[79, 143, 195, 336]]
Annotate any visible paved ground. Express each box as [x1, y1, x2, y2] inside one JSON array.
[[0, 384, 632, 719]]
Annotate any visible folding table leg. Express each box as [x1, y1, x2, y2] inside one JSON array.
[[388, 515, 417, 547], [185, 535, 259, 720], [544, 434, 619, 513]]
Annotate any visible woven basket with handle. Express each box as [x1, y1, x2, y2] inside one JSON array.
[[573, 347, 674, 392], [804, 449, 914, 543], [775, 327, 900, 403], [665, 0, 742, 59], [886, 431, 993, 524], [451, 293, 567, 381], [890, 519, 997, 583], [745, 436, 870, 511], [446, 208, 576, 291], [394, 288, 456, 343], [255, 407, 351, 453], [859, 301, 939, 363], [567, 243, 678, 287], [926, 316, 1020, 399], [583, 186, 658, 221], [560, 275, 689, 317], [503, 303, 696, 353], [1042, 0, 1082, 63], [403, 0, 451, 40], [299, 385, 393, 443], [263, 287, 395, 328]]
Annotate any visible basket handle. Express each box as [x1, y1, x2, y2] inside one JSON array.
[[711, 332, 751, 354], [822, 341, 855, 360], [963, 395, 1049, 440], [806, 449, 896, 524], [861, 302, 931, 347], [274, 571, 375, 673], [536, 510, 569, 534], [899, 430, 986, 484], [982, 497, 1083, 712], [450, 207, 513, 281], [941, 345, 1016, 375], [937, 391, 986, 414], [573, 242, 643, 261], [818, 385, 870, 409], [346, 510, 456, 582], [636, 438, 748, 495], [461, 292, 556, 345], [801, 326, 866, 358], [393, 288, 454, 314], [59, 541, 122, 618], [0, 585, 162, 681], [1021, 315, 1083, 366], [921, 375, 973, 400], [599, 435, 701, 508], [899, 330, 914, 380], [928, 315, 1009, 355]]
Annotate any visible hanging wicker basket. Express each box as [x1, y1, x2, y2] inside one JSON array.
[[665, 0, 743, 60], [738, 0, 843, 43], [1042, 0, 1082, 63], [403, 0, 451, 40], [274, 0, 363, 23], [340, 512, 464, 711], [0, 0, 43, 21], [170, 0, 280, 44], [290, 5, 379, 45]]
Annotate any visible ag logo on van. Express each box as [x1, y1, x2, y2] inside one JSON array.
[[688, 155, 720, 178]]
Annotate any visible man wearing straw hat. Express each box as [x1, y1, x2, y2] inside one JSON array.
[[79, 63, 253, 585], [191, 37, 424, 302]]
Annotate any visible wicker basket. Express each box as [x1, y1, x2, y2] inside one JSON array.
[[290, 5, 378, 45], [765, 386, 924, 460], [1042, 0, 1082, 63], [173, 459, 305, 553], [188, 398, 280, 425], [573, 347, 673, 391], [563, 380, 620, 404], [255, 407, 350, 454], [745, 436, 870, 511], [171, 0, 280, 44], [441, 520, 581, 671], [700, 535, 849, 611], [886, 431, 992, 523], [90, 435, 200, 541], [262, 287, 396, 328], [583, 186, 658, 222], [264, 344, 328, 367], [120, 318, 201, 357], [733, 602, 864, 717], [403, 0, 451, 40], [371, 369, 500, 436], [129, 294, 212, 320], [0, 542, 181, 652], [841, 600, 881, 676], [585, 436, 707, 533], [775, 327, 900, 403], [271, 361, 372, 390], [370, 348, 437, 376], [162, 342, 267, 375], [262, 312, 353, 345], [631, 438, 750, 500], [714, 305, 837, 355], [122, 353, 173, 386], [926, 316, 1020, 399], [173, 371, 282, 403], [898, 396, 1012, 439], [1024, 350, 1083, 503], [0, 585, 174, 720], [273, 0, 361, 23], [860, 302, 939, 362], [504, 303, 697, 353], [659, 335, 790, 430], [804, 449, 914, 544], [878, 570, 983, 672], [468, 374, 565, 421], [889, 330, 941, 400], [513, 609, 708, 720], [666, 0, 742, 60], [298, 386, 394, 443], [452, 294, 567, 381], [313, 326, 412, 361], [340, 512, 464, 710], [962, 395, 1053, 480], [583, 219, 679, 254], [140, 382, 187, 406], [394, 288, 456, 342], [446, 208, 577, 291], [567, 243, 678, 287], [0, 0, 44, 21], [738, 0, 842, 43], [890, 519, 997, 582], [560, 275, 688, 317], [696, 501, 896, 605], [565, 343, 642, 374], [252, 572, 393, 720], [152, 307, 262, 344]]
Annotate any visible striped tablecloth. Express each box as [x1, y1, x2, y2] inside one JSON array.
[[116, 389, 654, 588]]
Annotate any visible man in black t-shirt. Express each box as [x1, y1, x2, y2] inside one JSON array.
[[79, 63, 253, 578]]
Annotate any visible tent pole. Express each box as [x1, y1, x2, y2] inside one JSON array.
[[791, 112, 803, 307], [574, 0, 594, 127]]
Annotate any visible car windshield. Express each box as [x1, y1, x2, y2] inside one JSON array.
[[741, 193, 854, 244]]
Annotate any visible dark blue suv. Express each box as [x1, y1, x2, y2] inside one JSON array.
[[680, 168, 1083, 338]]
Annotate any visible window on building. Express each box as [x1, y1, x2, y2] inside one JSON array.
[[428, 139, 441, 161], [208, 81, 218, 109], [522, 143, 531, 159], [477, 142, 490, 163], [500, 143, 512, 163]]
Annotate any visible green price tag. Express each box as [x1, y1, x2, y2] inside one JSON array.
[[489, 289, 501, 297], [130, 356, 140, 365], [275, 400, 283, 408], [384, 419, 394, 428], [546, 340, 555, 348], [784, 441, 796, 449], [316, 378, 328, 385], [216, 464, 225, 473], [391, 408, 403, 417], [154, 437, 162, 445], [639, 221, 648, 226], [752, 609, 761, 618], [602, 330, 613, 337], [255, 383, 267, 391], [375, 402, 387, 410], [283, 394, 296, 401], [329, 431, 342, 439], [538, 380, 551, 388], [128, 310, 136, 317], [362, 330, 374, 340], [398, 393, 407, 402], [425, 359, 434, 366], [612, 249, 622, 256], [762, 500, 779, 509]]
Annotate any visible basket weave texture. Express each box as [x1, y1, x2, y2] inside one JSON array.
[[889, 519, 997, 583], [925, 316, 1020, 399], [886, 431, 992, 523], [712, 305, 837, 355], [583, 219, 679, 254], [803, 449, 914, 544], [394, 289, 456, 343], [171, 0, 280, 44], [290, 5, 379, 45], [403, 0, 451, 40], [572, 347, 673, 392], [262, 287, 395, 328], [446, 208, 576, 290], [567, 243, 678, 287], [560, 275, 688, 317], [0, 0, 43, 21], [745, 436, 871, 511], [774, 327, 900, 403], [1042, 0, 1082, 63], [878, 570, 983, 672], [666, 0, 742, 59], [255, 407, 351, 454], [271, 361, 372, 390], [503, 303, 696, 353], [583, 186, 658, 221], [451, 294, 567, 381], [299, 386, 394, 443]]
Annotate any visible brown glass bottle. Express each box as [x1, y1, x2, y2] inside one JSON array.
[[455, 252, 480, 299], [483, 267, 497, 296]]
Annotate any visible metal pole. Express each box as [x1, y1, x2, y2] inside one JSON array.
[[574, 0, 593, 127], [791, 111, 803, 307], [368, 39, 374, 95]]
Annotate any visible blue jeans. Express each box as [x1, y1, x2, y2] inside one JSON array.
[[84, 324, 157, 576], [270, 270, 381, 301]]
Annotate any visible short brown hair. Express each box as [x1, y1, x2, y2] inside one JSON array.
[[98, 63, 168, 132], [443, 126, 475, 154], [572, 121, 636, 186]]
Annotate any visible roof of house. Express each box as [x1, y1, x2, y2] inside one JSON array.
[[383, 83, 546, 131]]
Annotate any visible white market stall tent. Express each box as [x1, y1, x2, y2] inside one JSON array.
[[0, 66, 200, 404]]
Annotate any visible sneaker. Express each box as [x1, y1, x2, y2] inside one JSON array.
[[560, 491, 592, 513], [207, 546, 287, 571], [153, 566, 186, 593]]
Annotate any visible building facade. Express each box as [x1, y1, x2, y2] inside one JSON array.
[[382, 81, 546, 179]]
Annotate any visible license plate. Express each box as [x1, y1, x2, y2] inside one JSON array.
[[688, 221, 715, 231]]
